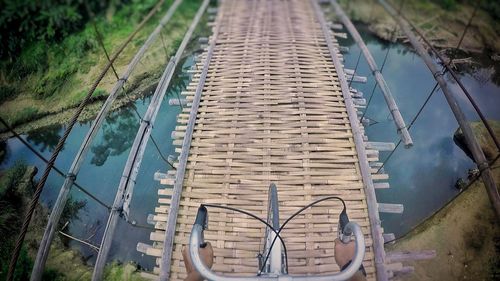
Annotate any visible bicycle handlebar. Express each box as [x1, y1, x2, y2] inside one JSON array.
[[189, 207, 366, 281]]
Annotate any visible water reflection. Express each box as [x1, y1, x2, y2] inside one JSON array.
[[90, 107, 139, 166], [0, 140, 7, 165], [26, 125, 62, 152]]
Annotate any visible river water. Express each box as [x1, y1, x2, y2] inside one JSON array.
[[1, 23, 499, 270]]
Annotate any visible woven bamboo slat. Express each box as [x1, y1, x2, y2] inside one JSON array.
[[144, 0, 396, 280]]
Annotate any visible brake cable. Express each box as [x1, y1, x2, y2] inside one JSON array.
[[258, 196, 347, 275], [202, 203, 289, 272]]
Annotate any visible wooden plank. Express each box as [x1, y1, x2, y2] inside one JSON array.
[[312, 1, 388, 280], [386, 250, 436, 263], [378, 203, 404, 214]]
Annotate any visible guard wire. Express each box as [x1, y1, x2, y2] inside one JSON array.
[[0, 117, 111, 211], [376, 82, 439, 173]]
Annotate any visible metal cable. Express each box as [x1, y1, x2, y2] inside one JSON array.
[[360, 37, 392, 120], [0, 117, 111, 210], [6, 1, 166, 279], [454, 3, 479, 54], [376, 82, 439, 173], [395, 6, 500, 152], [259, 196, 346, 275], [348, 50, 363, 88]]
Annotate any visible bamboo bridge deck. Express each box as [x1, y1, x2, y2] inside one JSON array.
[[142, 0, 399, 280]]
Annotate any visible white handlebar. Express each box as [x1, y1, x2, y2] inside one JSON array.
[[189, 222, 365, 281]]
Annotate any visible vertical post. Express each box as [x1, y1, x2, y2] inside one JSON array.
[[377, 0, 500, 219]]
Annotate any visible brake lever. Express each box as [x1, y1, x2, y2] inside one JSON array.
[[338, 208, 352, 244]]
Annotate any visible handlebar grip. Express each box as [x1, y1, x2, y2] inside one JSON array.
[[194, 205, 208, 229]]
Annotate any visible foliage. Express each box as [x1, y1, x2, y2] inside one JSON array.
[[0, 0, 113, 60], [0, 84, 16, 104], [0, 161, 27, 198], [59, 196, 87, 230], [0, 162, 28, 279], [12, 107, 39, 127], [432, 0, 457, 10]]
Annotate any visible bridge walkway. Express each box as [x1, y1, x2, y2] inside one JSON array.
[[144, 0, 391, 280]]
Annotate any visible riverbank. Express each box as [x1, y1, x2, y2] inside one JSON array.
[[388, 121, 500, 280], [331, 0, 500, 55], [0, 0, 205, 136]]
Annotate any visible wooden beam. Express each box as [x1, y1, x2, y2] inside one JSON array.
[[378, 203, 404, 214], [377, 0, 500, 219], [91, 1, 209, 280], [159, 3, 222, 280], [30, 1, 184, 280], [386, 250, 436, 263], [330, 0, 413, 148], [311, 1, 389, 280]]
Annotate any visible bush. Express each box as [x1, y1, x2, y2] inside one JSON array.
[[0, 0, 113, 59], [0, 161, 27, 198], [0, 84, 16, 104], [13, 107, 39, 126], [432, 0, 457, 10]]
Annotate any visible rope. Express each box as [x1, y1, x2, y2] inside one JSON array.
[[6, 1, 166, 279], [376, 82, 439, 173]]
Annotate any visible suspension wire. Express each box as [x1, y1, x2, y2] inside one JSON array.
[[348, 49, 363, 88], [122, 88, 174, 169], [150, 134, 175, 169], [6, 1, 167, 279], [395, 5, 500, 153], [360, 0, 404, 121], [376, 82, 440, 173], [0, 117, 111, 210], [92, 21, 120, 81], [454, 3, 479, 54], [159, 29, 170, 62], [201, 203, 289, 274]]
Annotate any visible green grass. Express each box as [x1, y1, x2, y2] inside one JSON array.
[[0, 0, 203, 128]]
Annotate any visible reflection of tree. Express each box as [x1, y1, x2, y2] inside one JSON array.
[[0, 140, 7, 165], [90, 107, 139, 166], [26, 125, 62, 152]]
